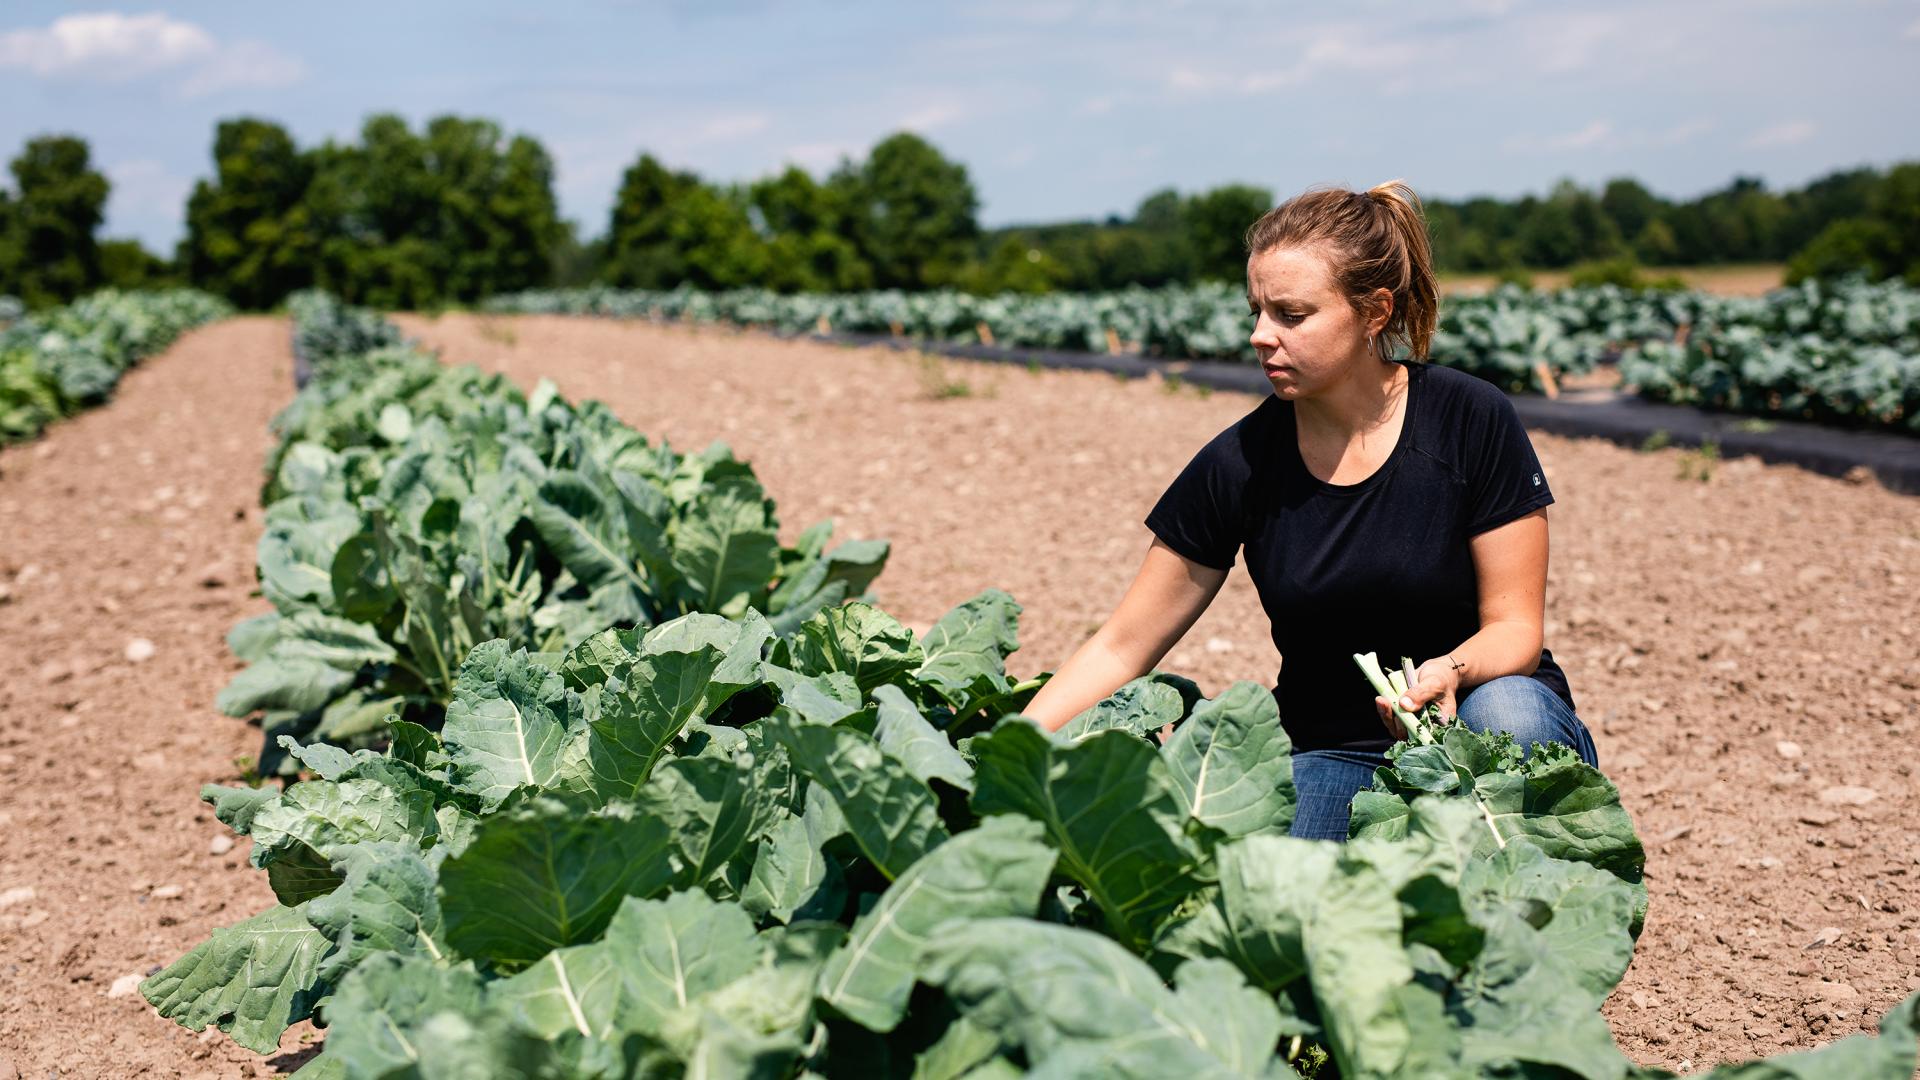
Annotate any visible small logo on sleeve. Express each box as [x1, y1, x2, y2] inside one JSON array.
[[1532, 472, 1542, 486]]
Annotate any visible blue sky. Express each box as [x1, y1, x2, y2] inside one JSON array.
[[4, 1, 1917, 252]]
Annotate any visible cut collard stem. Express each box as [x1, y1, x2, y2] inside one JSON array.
[[1353, 651, 1436, 745]]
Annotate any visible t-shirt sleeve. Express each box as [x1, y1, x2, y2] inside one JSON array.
[[1143, 428, 1247, 571], [1464, 387, 1554, 536]]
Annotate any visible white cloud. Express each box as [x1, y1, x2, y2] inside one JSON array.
[[0, 12, 211, 77], [1744, 120, 1815, 149], [691, 112, 771, 144], [1502, 116, 1714, 155], [179, 38, 306, 98], [0, 11, 303, 95], [1547, 120, 1614, 150], [899, 102, 967, 132], [1166, 25, 1430, 99]]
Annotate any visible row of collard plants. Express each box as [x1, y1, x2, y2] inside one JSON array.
[[0, 288, 232, 444], [144, 294, 1920, 1078], [486, 277, 1920, 433]]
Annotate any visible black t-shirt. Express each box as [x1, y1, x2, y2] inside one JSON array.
[[1144, 360, 1574, 754]]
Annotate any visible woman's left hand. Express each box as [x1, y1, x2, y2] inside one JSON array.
[[1372, 657, 1462, 730]]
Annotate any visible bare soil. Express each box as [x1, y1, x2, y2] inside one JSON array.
[[0, 312, 1913, 1076], [1444, 264, 1786, 297], [404, 312, 1920, 1071], [0, 318, 316, 1078]]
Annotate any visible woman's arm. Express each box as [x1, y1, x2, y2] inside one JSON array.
[[1380, 508, 1548, 727], [1025, 538, 1230, 732]]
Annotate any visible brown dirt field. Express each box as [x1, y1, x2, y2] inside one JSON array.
[[1444, 264, 1786, 297], [0, 318, 316, 1078], [401, 312, 1920, 1072]]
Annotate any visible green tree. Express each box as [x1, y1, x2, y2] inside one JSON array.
[[846, 133, 979, 289], [604, 154, 697, 288], [0, 135, 109, 306], [303, 114, 564, 308], [1182, 183, 1271, 281], [99, 239, 173, 289], [179, 118, 317, 309], [749, 166, 872, 291], [1599, 178, 1663, 252]]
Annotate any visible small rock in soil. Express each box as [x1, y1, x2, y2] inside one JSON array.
[[124, 637, 157, 663], [0, 886, 34, 909], [1804, 926, 1847, 950], [150, 884, 184, 899], [197, 562, 226, 587], [1774, 740, 1802, 759], [107, 973, 144, 998], [208, 834, 234, 856], [1204, 637, 1234, 653], [1819, 785, 1877, 805], [1657, 824, 1694, 845], [1798, 809, 1839, 826], [1803, 979, 1858, 1003]]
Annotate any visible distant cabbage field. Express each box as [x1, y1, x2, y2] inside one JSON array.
[[488, 278, 1920, 434]]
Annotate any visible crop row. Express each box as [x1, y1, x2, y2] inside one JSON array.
[[144, 295, 1920, 1078], [487, 277, 1920, 433], [0, 288, 231, 445]]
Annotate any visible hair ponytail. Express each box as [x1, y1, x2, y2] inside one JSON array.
[[1244, 178, 1441, 361]]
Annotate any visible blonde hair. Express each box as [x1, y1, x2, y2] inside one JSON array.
[[1244, 179, 1440, 361]]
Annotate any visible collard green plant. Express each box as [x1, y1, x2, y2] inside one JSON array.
[[0, 287, 230, 444], [150, 594, 1920, 1079], [219, 296, 890, 772]]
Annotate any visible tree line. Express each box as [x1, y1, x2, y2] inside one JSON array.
[[1, 114, 1916, 311]]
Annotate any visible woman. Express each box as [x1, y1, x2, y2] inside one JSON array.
[[1024, 180, 1598, 841]]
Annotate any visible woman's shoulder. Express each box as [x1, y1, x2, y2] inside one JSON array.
[[1414, 361, 1526, 430], [1414, 359, 1507, 407]]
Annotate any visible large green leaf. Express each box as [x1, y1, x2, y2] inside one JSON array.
[[910, 589, 1021, 711], [765, 715, 949, 880], [1055, 674, 1187, 742], [440, 640, 578, 807], [1351, 726, 1645, 901], [631, 755, 783, 886], [140, 902, 334, 1055], [738, 811, 843, 924], [670, 474, 780, 618], [578, 642, 727, 801], [776, 600, 924, 694], [246, 777, 440, 903], [604, 889, 764, 1038], [1159, 681, 1295, 840], [817, 815, 1056, 1032], [925, 919, 1285, 1078], [216, 657, 356, 718], [528, 469, 652, 599], [304, 841, 448, 984], [969, 719, 1203, 950], [437, 795, 683, 968], [872, 684, 973, 793]]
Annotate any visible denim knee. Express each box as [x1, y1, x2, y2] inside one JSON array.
[[1456, 675, 1597, 766]]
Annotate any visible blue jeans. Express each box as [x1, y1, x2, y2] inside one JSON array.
[[1288, 675, 1599, 842]]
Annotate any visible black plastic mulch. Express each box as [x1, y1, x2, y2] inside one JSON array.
[[784, 329, 1920, 496]]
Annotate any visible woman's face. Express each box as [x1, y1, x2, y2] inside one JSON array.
[[1246, 244, 1389, 399]]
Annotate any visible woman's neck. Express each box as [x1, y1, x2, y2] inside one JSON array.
[[1294, 360, 1408, 441]]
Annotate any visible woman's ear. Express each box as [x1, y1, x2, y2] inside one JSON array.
[[1370, 287, 1395, 336]]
